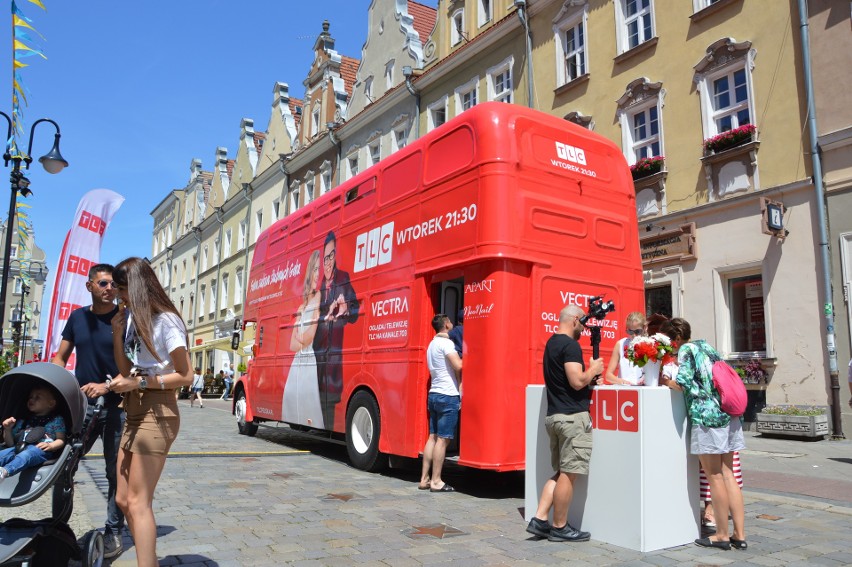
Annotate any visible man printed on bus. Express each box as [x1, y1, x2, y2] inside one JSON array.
[[313, 231, 360, 430], [526, 305, 603, 543]]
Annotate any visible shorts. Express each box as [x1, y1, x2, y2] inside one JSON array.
[[191, 387, 204, 393], [545, 412, 593, 475], [690, 418, 746, 455], [427, 393, 460, 439]]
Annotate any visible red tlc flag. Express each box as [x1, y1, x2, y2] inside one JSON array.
[[43, 189, 125, 371]]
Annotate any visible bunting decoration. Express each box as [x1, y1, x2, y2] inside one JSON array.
[[10, 0, 47, 262]]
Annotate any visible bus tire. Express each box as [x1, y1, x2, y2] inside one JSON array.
[[236, 390, 258, 436], [345, 391, 387, 472]]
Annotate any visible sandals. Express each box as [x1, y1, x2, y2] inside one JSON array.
[[430, 484, 455, 492]]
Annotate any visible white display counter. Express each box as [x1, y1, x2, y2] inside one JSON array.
[[525, 385, 699, 552]]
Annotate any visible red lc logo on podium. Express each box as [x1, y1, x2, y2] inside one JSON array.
[[590, 389, 639, 432]]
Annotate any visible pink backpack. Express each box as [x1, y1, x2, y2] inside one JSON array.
[[712, 360, 748, 417]]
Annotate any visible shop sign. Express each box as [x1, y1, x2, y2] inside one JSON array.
[[639, 223, 697, 265]]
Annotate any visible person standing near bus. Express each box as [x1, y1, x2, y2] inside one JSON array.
[[527, 305, 603, 542], [419, 314, 462, 492], [313, 231, 360, 430]]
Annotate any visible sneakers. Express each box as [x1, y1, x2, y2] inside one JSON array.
[[526, 517, 551, 538], [0, 467, 8, 481], [103, 529, 123, 559], [547, 524, 591, 542]]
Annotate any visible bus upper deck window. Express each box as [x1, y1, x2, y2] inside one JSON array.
[[345, 187, 359, 204]]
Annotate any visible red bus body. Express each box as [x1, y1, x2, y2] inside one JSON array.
[[238, 102, 644, 471]]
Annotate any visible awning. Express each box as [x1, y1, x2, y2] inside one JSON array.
[[188, 337, 232, 353]]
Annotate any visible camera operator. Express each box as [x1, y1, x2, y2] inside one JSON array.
[[526, 304, 604, 543]]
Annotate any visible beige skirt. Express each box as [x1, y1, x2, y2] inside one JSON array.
[[120, 389, 180, 456]]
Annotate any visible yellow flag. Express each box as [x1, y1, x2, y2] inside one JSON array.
[[13, 15, 36, 32], [13, 60, 28, 70], [26, 0, 46, 9]]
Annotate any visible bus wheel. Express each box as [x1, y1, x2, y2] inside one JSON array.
[[235, 391, 258, 436], [345, 391, 387, 472]]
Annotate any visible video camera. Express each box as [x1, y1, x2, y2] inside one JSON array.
[[579, 295, 615, 327]]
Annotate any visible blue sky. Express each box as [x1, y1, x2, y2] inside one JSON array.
[[1, 0, 436, 322]]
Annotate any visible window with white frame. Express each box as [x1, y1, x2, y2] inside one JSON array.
[[13, 278, 22, 294], [272, 199, 280, 222], [320, 161, 332, 194], [693, 0, 723, 11], [238, 220, 246, 250], [347, 153, 359, 179], [616, 78, 664, 165], [289, 182, 300, 213], [220, 274, 229, 311], [305, 177, 315, 204], [311, 106, 320, 138], [694, 39, 755, 141], [209, 281, 217, 315], [393, 126, 408, 151], [616, 0, 655, 53], [428, 96, 448, 131], [235, 268, 244, 305], [478, 0, 492, 27], [188, 294, 194, 321], [369, 141, 381, 165], [181, 259, 187, 285], [385, 60, 394, 91], [199, 286, 206, 319], [487, 58, 513, 103], [451, 10, 465, 45], [224, 229, 232, 258], [554, 5, 588, 86], [191, 254, 197, 280], [364, 77, 374, 102], [202, 245, 208, 272], [726, 272, 767, 355], [213, 239, 220, 264], [255, 210, 263, 241], [454, 77, 479, 115]]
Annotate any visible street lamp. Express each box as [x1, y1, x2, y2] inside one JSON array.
[[0, 112, 67, 331]]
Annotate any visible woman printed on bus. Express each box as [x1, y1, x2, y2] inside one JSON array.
[[107, 257, 193, 567], [604, 312, 646, 385], [283, 249, 324, 428]]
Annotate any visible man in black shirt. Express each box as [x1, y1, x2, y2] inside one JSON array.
[[527, 305, 603, 543], [52, 264, 125, 558]]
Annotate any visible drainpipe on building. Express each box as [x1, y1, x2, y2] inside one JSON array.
[[191, 226, 203, 352], [797, 0, 843, 439], [239, 183, 253, 310], [212, 206, 225, 326], [514, 0, 535, 109], [402, 66, 420, 139]]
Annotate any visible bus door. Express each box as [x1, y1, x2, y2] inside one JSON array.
[[432, 278, 463, 455]]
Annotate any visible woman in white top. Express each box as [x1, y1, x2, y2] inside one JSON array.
[[605, 311, 646, 385], [108, 257, 193, 567], [283, 250, 324, 428]]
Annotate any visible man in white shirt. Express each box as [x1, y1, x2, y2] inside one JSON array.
[[419, 314, 463, 492]]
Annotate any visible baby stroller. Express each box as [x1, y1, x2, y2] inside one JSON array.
[[0, 362, 104, 566]]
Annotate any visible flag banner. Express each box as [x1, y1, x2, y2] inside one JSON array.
[[43, 189, 125, 369]]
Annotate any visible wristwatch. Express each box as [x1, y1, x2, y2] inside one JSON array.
[[104, 377, 113, 391], [138, 376, 148, 390]]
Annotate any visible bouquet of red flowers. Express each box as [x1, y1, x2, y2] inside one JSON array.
[[626, 333, 673, 367]]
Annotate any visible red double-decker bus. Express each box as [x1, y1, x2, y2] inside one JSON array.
[[235, 102, 644, 472]]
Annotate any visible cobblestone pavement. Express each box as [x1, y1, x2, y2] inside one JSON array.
[[8, 398, 852, 566]]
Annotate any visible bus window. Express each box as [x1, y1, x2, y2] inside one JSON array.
[[424, 125, 475, 186], [440, 279, 463, 325], [343, 177, 376, 222], [314, 196, 341, 240], [380, 150, 421, 205]]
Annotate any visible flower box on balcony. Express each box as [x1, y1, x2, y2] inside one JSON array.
[[703, 124, 757, 155], [630, 156, 665, 180], [756, 405, 829, 439]]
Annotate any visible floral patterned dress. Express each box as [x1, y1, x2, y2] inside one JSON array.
[[674, 340, 730, 428]]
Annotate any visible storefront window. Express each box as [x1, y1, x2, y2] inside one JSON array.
[[729, 274, 766, 353], [645, 285, 672, 318]]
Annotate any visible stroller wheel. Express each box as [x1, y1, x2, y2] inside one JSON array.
[[83, 530, 105, 567]]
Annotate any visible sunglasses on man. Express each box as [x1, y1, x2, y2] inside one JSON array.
[[91, 279, 118, 289]]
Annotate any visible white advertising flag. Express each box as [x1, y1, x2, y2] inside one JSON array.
[[43, 189, 125, 370]]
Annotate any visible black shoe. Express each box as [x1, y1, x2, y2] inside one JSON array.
[[730, 538, 748, 550], [525, 517, 551, 538], [547, 524, 590, 542], [695, 537, 731, 550], [103, 529, 123, 559]]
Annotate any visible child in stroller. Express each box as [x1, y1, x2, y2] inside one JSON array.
[[0, 362, 105, 567], [0, 385, 67, 481]]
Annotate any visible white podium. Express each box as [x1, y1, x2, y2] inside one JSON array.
[[525, 385, 699, 552]]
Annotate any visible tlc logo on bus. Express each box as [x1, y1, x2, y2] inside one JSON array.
[[354, 222, 394, 273], [591, 389, 638, 432], [554, 142, 587, 166]]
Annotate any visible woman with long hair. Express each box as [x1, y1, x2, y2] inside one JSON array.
[[282, 250, 324, 427], [107, 257, 193, 567]]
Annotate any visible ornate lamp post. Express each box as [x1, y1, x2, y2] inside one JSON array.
[[19, 300, 40, 364], [0, 112, 68, 331]]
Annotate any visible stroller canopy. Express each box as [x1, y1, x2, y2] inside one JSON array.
[[0, 362, 87, 437]]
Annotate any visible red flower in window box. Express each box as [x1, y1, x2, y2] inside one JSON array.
[[703, 124, 756, 154], [630, 156, 665, 180]]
